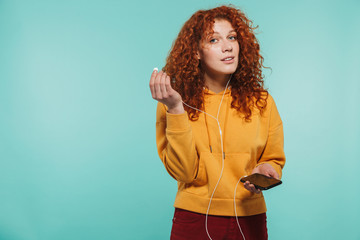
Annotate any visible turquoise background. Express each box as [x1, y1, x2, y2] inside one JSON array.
[[1, 0, 359, 239]]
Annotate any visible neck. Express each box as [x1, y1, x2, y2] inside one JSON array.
[[204, 72, 231, 94]]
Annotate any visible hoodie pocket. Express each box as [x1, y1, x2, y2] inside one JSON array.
[[183, 152, 255, 199], [192, 152, 208, 186]]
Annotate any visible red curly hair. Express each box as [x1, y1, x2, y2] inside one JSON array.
[[163, 5, 268, 121]]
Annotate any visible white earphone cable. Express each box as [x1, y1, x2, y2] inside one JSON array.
[[181, 75, 245, 240], [234, 178, 246, 240]]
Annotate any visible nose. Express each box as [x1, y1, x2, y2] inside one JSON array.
[[222, 40, 233, 52]]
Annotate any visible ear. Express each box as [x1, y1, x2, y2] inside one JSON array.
[[196, 51, 201, 60]]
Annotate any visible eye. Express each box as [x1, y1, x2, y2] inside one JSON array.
[[209, 38, 217, 43], [229, 35, 237, 40]]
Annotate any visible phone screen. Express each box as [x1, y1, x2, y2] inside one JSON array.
[[240, 173, 282, 190]]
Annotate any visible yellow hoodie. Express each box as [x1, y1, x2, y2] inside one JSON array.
[[155, 89, 285, 216]]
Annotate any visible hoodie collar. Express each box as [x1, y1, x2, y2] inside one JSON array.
[[203, 86, 232, 95]]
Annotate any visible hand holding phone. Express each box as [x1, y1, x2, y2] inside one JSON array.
[[241, 173, 282, 191]]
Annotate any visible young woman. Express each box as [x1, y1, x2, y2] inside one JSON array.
[[149, 5, 285, 240]]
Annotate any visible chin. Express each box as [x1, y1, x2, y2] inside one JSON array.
[[222, 64, 238, 74], [222, 67, 237, 75]]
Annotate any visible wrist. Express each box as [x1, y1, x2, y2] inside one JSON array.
[[167, 104, 185, 114]]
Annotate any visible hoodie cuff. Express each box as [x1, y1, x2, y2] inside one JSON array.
[[166, 112, 190, 131]]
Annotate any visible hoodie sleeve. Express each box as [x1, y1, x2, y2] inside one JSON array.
[[256, 96, 286, 178], [155, 102, 198, 183]]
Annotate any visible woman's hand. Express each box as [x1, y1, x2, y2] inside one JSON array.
[[243, 163, 279, 194], [149, 68, 184, 114]]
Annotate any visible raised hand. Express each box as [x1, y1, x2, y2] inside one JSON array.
[[149, 68, 184, 114]]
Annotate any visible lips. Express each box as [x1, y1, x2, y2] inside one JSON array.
[[221, 56, 235, 63]]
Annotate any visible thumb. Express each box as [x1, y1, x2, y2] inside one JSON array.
[[268, 169, 279, 180], [251, 168, 259, 174]]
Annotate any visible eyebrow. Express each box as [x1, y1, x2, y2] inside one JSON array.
[[212, 30, 237, 34]]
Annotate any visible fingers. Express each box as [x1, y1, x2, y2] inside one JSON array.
[[149, 68, 183, 112], [269, 171, 279, 180], [160, 71, 168, 98], [154, 70, 163, 99], [251, 163, 280, 181], [151, 69, 164, 100], [244, 181, 261, 194], [149, 68, 170, 101], [269, 167, 280, 179], [165, 75, 173, 95], [149, 68, 158, 99]]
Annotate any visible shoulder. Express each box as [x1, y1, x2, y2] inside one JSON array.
[[266, 94, 283, 124], [266, 93, 275, 108], [249, 91, 273, 116], [267, 93, 274, 102], [258, 93, 277, 119]]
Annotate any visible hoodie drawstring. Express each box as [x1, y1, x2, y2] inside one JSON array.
[[204, 89, 230, 159]]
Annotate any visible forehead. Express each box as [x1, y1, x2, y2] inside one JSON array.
[[211, 19, 235, 33], [203, 18, 235, 37]]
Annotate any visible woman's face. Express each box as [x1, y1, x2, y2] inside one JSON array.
[[198, 19, 239, 78]]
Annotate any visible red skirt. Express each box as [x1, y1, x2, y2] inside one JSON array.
[[170, 208, 268, 240]]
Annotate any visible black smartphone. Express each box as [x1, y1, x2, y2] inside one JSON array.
[[240, 173, 282, 190]]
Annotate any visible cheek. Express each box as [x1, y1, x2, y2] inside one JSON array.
[[201, 52, 215, 65], [203, 49, 219, 62], [234, 43, 240, 54]]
